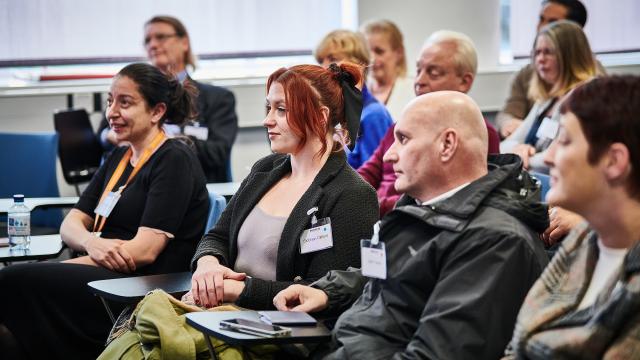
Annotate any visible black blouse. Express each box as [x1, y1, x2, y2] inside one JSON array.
[[76, 139, 209, 274]]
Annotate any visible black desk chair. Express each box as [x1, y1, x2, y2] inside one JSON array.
[[88, 272, 192, 323], [54, 109, 103, 195]]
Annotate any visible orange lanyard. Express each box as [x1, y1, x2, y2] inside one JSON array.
[[92, 131, 166, 233]]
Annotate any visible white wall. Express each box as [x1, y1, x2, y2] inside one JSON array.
[[4, 61, 640, 197], [358, 0, 502, 74], [2, 0, 640, 197]]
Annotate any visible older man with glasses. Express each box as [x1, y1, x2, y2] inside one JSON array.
[[99, 15, 238, 183]]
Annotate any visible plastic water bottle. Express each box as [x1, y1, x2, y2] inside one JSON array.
[[7, 194, 31, 250]]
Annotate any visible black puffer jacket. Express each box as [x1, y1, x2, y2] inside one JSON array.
[[315, 154, 549, 360]]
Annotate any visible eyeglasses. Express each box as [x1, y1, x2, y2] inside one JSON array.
[[533, 48, 556, 58], [144, 33, 178, 46]]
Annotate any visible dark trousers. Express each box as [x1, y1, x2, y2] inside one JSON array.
[[0, 262, 128, 360]]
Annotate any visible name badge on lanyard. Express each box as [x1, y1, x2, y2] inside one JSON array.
[[535, 116, 559, 140], [184, 123, 209, 140], [92, 131, 166, 234], [361, 221, 387, 279], [299, 207, 333, 254], [94, 188, 122, 218]]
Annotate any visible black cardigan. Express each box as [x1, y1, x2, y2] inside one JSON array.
[[191, 151, 379, 309]]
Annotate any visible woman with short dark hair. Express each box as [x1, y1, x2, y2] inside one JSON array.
[[504, 75, 640, 358]]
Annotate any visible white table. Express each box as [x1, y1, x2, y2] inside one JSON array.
[[0, 196, 78, 214], [0, 234, 65, 261], [206, 182, 241, 198]]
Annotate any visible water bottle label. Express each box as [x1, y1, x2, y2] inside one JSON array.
[[8, 216, 30, 236]]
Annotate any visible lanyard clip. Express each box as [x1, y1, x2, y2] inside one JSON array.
[[307, 206, 319, 226], [371, 221, 381, 245]]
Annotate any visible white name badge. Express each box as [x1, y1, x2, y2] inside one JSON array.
[[535, 117, 559, 140], [163, 124, 182, 137], [299, 218, 333, 254], [184, 125, 209, 141], [361, 239, 387, 279], [94, 191, 121, 218]]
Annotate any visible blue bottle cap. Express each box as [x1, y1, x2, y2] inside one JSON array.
[[13, 194, 25, 202]]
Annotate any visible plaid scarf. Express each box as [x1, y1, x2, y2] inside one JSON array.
[[504, 222, 640, 359]]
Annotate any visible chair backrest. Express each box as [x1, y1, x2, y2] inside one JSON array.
[[205, 189, 227, 235], [54, 109, 103, 184], [530, 172, 550, 202], [0, 132, 63, 228]]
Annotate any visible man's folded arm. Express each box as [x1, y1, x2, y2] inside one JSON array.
[[311, 267, 366, 317]]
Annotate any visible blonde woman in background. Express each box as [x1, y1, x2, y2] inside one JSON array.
[[500, 20, 599, 173], [315, 29, 394, 168], [361, 19, 414, 122]]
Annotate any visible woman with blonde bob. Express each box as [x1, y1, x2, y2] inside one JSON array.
[[315, 29, 394, 168], [500, 20, 599, 173], [504, 75, 640, 359], [361, 19, 414, 122]]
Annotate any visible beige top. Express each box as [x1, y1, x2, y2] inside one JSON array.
[[383, 76, 415, 123], [234, 205, 287, 281]]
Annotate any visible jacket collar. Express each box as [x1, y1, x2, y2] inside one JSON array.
[[265, 151, 347, 189], [235, 152, 347, 219], [228, 151, 348, 274], [386, 154, 528, 232], [266, 151, 348, 279]]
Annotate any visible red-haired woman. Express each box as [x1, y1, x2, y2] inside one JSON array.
[[189, 62, 379, 309]]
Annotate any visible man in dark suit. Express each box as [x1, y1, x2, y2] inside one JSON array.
[[100, 15, 238, 183]]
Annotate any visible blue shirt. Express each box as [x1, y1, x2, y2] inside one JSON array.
[[347, 85, 394, 169]]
